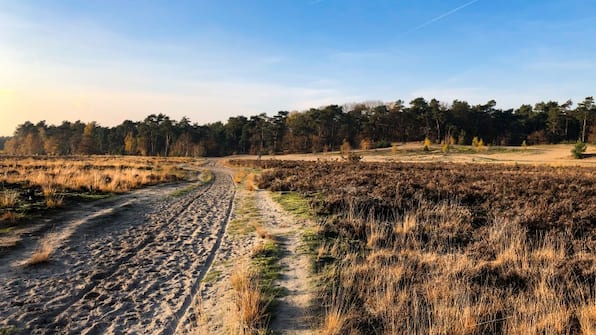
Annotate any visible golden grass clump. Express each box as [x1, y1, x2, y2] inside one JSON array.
[[0, 211, 19, 224], [254, 224, 270, 240], [28, 238, 53, 265], [0, 190, 19, 208], [42, 185, 64, 208], [229, 265, 270, 335], [245, 173, 258, 191], [234, 170, 247, 184]]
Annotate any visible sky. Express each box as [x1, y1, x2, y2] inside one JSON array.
[[1, 0, 595, 136]]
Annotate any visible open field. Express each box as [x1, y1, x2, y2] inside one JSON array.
[[0, 156, 205, 228], [233, 143, 596, 167], [234, 159, 596, 334]]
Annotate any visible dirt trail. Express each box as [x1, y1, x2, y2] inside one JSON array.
[[181, 187, 315, 335], [0, 165, 235, 335], [177, 188, 257, 334], [255, 190, 314, 335]]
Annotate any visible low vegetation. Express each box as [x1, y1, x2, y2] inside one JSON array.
[[28, 238, 53, 265], [241, 159, 595, 334], [0, 155, 200, 228], [572, 140, 588, 159]]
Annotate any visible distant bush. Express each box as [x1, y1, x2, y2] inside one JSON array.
[[571, 140, 587, 159], [423, 137, 432, 151], [472, 136, 487, 152], [441, 140, 449, 153], [360, 139, 371, 151]]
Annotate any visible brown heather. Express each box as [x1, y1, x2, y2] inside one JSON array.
[[245, 160, 596, 335]]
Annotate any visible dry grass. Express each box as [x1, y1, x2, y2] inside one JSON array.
[[245, 173, 258, 191], [254, 224, 270, 240], [315, 204, 595, 335], [28, 238, 53, 265], [234, 170, 248, 184], [0, 190, 19, 208], [0, 156, 194, 195], [0, 211, 18, 224], [229, 264, 270, 335], [42, 185, 64, 208]]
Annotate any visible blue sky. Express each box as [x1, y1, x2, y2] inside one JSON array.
[[1, 0, 595, 135]]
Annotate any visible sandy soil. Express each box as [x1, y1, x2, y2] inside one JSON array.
[[230, 143, 596, 167], [0, 166, 235, 335], [177, 187, 257, 334]]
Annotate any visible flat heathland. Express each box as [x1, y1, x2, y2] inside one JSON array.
[[244, 159, 596, 334], [245, 143, 596, 167], [2, 152, 594, 334]]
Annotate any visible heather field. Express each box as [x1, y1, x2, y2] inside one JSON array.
[[233, 159, 596, 334]]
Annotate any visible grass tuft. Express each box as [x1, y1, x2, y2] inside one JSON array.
[[0, 190, 19, 208], [28, 238, 53, 265]]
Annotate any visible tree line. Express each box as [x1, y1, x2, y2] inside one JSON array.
[[2, 96, 595, 157]]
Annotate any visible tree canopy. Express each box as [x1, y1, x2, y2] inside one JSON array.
[[2, 96, 595, 156]]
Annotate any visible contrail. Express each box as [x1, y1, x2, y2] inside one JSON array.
[[406, 0, 482, 34]]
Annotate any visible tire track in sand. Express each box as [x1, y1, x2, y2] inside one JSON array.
[[0, 167, 235, 335], [45, 180, 219, 332]]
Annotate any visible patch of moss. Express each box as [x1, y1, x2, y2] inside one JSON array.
[[270, 192, 314, 219]]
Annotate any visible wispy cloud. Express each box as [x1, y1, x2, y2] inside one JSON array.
[[405, 0, 481, 34]]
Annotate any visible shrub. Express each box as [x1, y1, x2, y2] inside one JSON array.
[[472, 137, 487, 151], [391, 144, 398, 156], [340, 139, 352, 159], [423, 137, 432, 151], [441, 140, 449, 153], [360, 139, 371, 151], [571, 140, 587, 159]]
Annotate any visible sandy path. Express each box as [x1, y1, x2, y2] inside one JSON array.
[[177, 188, 258, 334], [254, 190, 314, 335], [0, 167, 235, 335], [177, 187, 315, 335]]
